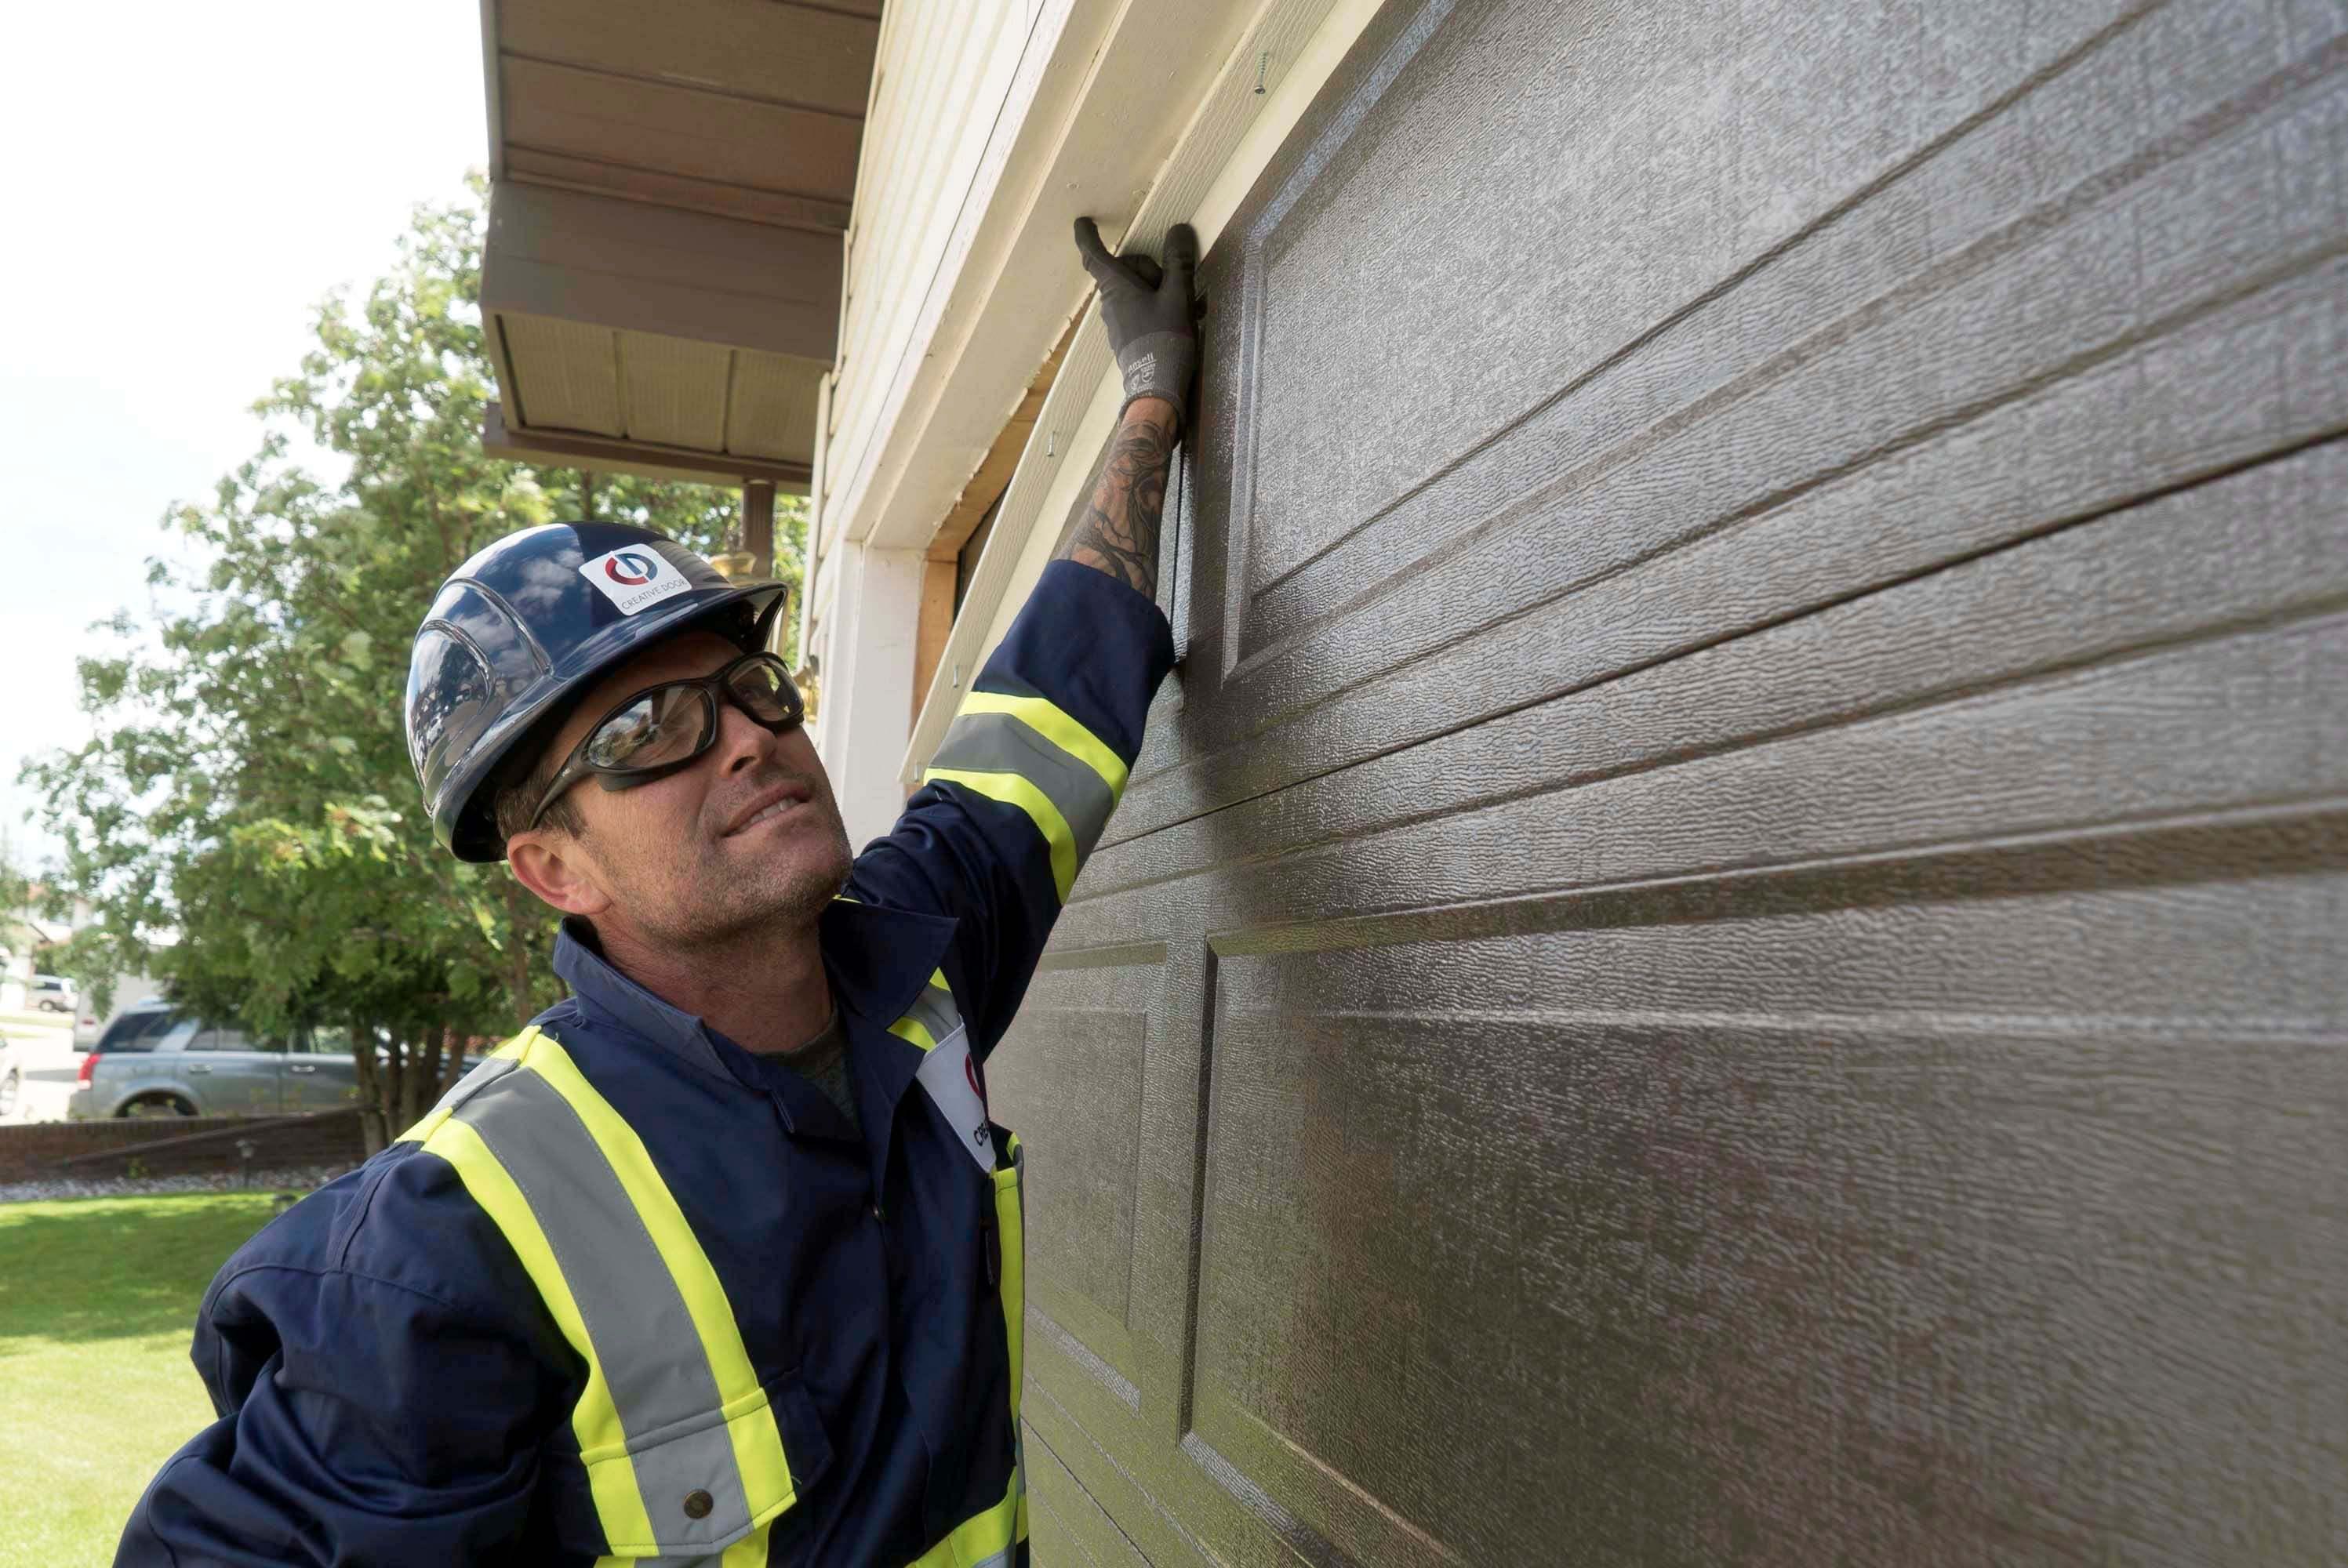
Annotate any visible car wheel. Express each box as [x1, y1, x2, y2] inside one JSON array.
[[0, 1072, 17, 1118], [122, 1095, 196, 1120]]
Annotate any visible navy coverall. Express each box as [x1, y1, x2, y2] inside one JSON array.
[[118, 561, 1175, 1566]]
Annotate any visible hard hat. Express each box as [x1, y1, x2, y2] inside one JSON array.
[[405, 521, 791, 862]]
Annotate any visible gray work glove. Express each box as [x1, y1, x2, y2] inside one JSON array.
[[1074, 218, 1200, 430]]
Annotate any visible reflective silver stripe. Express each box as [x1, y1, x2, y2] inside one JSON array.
[[932, 711, 1117, 863], [420, 1051, 520, 1123], [454, 1065, 755, 1548], [900, 982, 961, 1048]]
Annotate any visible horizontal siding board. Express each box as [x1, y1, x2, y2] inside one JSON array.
[[829, 2, 1027, 508]]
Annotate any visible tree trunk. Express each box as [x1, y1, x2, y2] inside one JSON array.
[[351, 1017, 389, 1156], [440, 1027, 468, 1099], [382, 1033, 407, 1148], [409, 1026, 445, 1130]]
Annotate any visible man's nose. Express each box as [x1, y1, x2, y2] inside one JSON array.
[[713, 697, 780, 775]]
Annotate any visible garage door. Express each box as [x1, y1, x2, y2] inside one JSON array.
[[986, 0, 2347, 1562]]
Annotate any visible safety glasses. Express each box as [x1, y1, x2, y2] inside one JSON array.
[[527, 652, 805, 831]]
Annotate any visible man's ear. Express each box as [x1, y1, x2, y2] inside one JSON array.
[[507, 829, 614, 918]]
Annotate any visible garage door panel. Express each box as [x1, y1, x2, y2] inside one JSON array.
[[988, 956, 1165, 1392], [1190, 873, 2348, 1565], [1145, 611, 2348, 935], [1136, 238, 2348, 848], [1223, 0, 2157, 665], [1082, 586, 2348, 937], [1223, 49, 2340, 684], [1235, 0, 2150, 601], [1093, 438, 2348, 893]]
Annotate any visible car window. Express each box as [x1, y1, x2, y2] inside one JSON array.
[[197, 1024, 291, 1053], [96, 1011, 173, 1052], [150, 1016, 203, 1052], [298, 1025, 358, 1057]]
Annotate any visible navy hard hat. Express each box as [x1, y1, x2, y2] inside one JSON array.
[[405, 521, 790, 862]]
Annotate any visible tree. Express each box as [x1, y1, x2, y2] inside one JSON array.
[[24, 177, 808, 1150]]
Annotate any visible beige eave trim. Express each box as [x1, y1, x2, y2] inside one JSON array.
[[483, 402, 811, 492]]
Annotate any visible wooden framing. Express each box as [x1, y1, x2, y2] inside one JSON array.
[[908, 318, 1078, 723]]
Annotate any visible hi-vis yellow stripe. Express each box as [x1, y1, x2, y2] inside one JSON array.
[[924, 766, 1078, 902], [517, 1036, 798, 1535], [907, 1471, 1022, 1567], [413, 1061, 655, 1550], [955, 691, 1128, 796], [404, 1028, 796, 1564]]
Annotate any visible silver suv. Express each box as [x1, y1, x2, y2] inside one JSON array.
[[68, 1000, 365, 1120]]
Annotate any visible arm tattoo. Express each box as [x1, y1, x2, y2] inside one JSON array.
[[1058, 404, 1176, 598]]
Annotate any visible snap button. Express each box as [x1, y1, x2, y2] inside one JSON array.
[[683, 1489, 714, 1520]]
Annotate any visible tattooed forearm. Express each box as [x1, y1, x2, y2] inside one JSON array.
[[1059, 399, 1176, 597]]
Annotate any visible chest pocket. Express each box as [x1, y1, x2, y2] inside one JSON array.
[[402, 1028, 831, 1562], [892, 971, 997, 1174]]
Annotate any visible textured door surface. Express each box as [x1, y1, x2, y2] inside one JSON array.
[[987, 2, 2348, 1563]]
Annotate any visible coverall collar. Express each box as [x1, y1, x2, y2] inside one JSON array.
[[550, 902, 957, 1118]]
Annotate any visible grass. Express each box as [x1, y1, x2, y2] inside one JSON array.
[[0, 1193, 285, 1566]]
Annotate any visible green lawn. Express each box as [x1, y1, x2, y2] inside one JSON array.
[[0, 1193, 285, 1567]]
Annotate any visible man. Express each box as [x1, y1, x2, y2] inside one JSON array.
[[117, 219, 1198, 1566]]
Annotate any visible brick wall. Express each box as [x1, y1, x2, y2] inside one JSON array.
[[0, 1110, 366, 1182]]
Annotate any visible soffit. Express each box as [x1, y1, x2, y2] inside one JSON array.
[[476, 0, 878, 486]]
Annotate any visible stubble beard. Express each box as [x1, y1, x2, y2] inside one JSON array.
[[633, 808, 855, 956]]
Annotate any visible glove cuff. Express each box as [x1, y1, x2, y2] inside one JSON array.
[[1115, 331, 1196, 430]]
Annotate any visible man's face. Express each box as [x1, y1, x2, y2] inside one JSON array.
[[507, 630, 852, 949]]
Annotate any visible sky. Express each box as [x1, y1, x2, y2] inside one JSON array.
[[0, 2, 486, 870]]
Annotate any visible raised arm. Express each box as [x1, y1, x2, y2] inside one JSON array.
[[1058, 218, 1201, 599], [1059, 399, 1176, 597]]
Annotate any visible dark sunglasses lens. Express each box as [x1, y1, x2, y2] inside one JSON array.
[[586, 688, 708, 771], [729, 658, 801, 724]]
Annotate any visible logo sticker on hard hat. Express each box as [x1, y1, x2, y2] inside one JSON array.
[[580, 546, 692, 615]]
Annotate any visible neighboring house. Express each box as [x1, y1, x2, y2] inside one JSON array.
[[0, 885, 82, 1012], [468, 2, 2346, 1562]]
